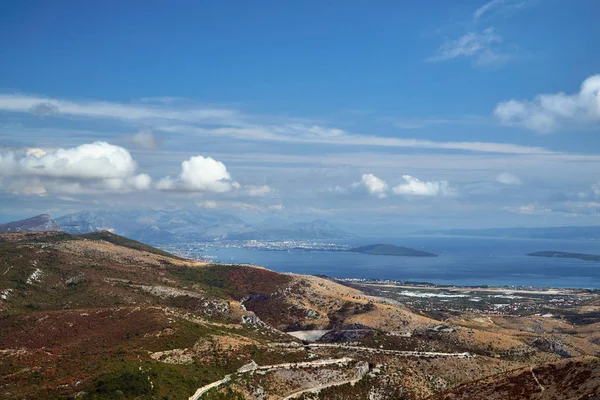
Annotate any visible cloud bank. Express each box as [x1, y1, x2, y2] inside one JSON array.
[[494, 74, 600, 132], [353, 173, 454, 198], [392, 175, 454, 197], [0, 142, 241, 196], [0, 92, 553, 155]]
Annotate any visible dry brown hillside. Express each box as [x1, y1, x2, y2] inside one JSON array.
[[1, 231, 600, 400]]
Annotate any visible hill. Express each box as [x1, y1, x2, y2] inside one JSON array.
[[0, 214, 61, 233], [528, 251, 600, 262], [349, 244, 438, 257], [431, 357, 600, 399], [1, 231, 600, 399]]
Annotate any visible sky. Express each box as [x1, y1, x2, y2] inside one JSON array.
[[1, 0, 600, 232]]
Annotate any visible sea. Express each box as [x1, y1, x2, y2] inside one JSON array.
[[200, 236, 600, 289]]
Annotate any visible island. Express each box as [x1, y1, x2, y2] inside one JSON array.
[[348, 244, 438, 257], [528, 251, 600, 262]]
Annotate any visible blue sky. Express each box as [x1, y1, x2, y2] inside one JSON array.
[[1, 0, 600, 231]]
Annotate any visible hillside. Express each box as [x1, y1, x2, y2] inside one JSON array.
[[1, 231, 600, 399], [0, 214, 61, 233], [349, 244, 438, 257]]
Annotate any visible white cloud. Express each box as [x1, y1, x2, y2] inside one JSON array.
[[494, 75, 600, 132], [391, 175, 454, 197], [157, 155, 232, 193], [197, 200, 218, 209], [496, 172, 522, 185], [0, 142, 151, 195], [325, 185, 349, 194], [25, 148, 47, 158], [128, 173, 152, 190], [474, 0, 506, 20], [0, 93, 239, 124], [19, 142, 137, 179], [474, 0, 532, 21], [0, 92, 553, 155], [354, 174, 388, 198], [245, 185, 272, 197], [196, 199, 283, 212], [428, 28, 507, 66], [503, 202, 552, 215], [129, 130, 159, 149]]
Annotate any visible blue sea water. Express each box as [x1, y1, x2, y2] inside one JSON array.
[[201, 236, 600, 289]]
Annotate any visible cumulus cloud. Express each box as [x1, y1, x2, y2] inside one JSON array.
[[157, 155, 233, 193], [496, 172, 522, 185], [0, 141, 151, 195], [391, 175, 454, 197], [20, 142, 137, 179], [129, 130, 160, 149], [494, 75, 600, 132], [353, 174, 388, 198]]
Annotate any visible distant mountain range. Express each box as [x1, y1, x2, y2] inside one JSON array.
[[0, 214, 61, 233], [422, 225, 600, 241], [0, 210, 351, 244], [224, 220, 350, 241]]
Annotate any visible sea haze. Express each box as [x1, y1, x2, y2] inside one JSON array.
[[201, 236, 600, 289]]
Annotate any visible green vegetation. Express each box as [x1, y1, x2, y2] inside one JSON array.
[[88, 369, 152, 399], [348, 244, 437, 257], [528, 251, 600, 262], [78, 231, 182, 259], [168, 264, 291, 299]]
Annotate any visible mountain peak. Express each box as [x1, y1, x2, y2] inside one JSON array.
[[0, 214, 62, 232]]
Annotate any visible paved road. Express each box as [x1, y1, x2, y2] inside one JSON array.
[[282, 361, 370, 399], [188, 358, 353, 400]]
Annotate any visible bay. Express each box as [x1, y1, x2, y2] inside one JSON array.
[[200, 236, 600, 289]]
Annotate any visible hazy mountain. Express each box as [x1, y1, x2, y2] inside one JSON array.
[[0, 214, 61, 232], [55, 210, 349, 243], [55, 209, 249, 243], [223, 219, 351, 241], [421, 225, 600, 241]]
